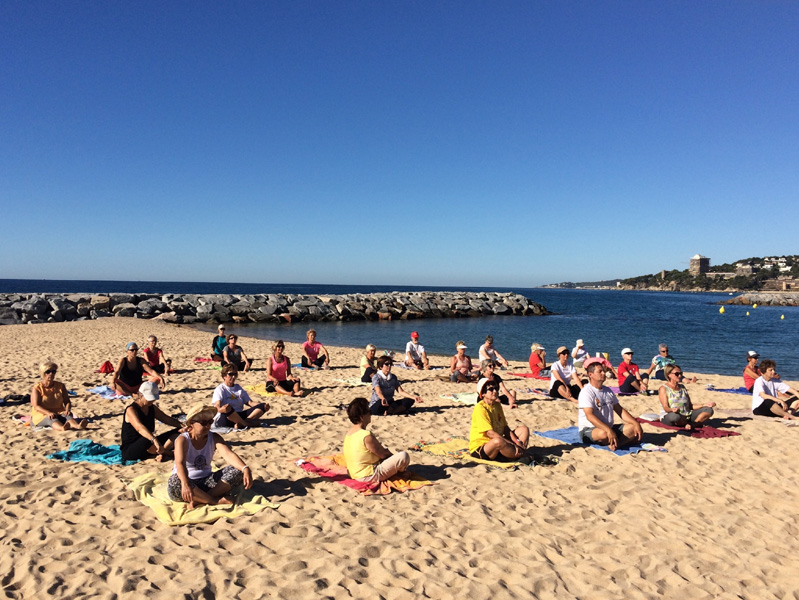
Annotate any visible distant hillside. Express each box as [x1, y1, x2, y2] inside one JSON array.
[[618, 255, 799, 292], [541, 280, 621, 289]]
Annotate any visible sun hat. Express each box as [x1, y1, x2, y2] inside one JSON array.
[[139, 381, 160, 401], [456, 344, 468, 349], [476, 377, 494, 397], [747, 350, 759, 358], [576, 339, 584, 347], [186, 402, 216, 424], [411, 331, 419, 338], [556, 346, 568, 354], [621, 347, 633, 356]]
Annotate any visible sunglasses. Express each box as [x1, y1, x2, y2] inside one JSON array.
[[671, 371, 683, 377], [195, 419, 214, 427], [559, 351, 568, 355], [128, 347, 138, 352], [484, 385, 498, 392], [44, 369, 57, 375]]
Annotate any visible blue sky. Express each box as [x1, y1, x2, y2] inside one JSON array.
[[2, 1, 797, 287]]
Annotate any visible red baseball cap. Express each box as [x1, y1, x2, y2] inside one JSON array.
[[411, 331, 419, 338]]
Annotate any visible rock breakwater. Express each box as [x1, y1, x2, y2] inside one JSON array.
[[720, 292, 799, 307], [0, 291, 550, 326]]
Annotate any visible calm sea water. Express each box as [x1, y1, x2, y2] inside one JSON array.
[[2, 280, 796, 378]]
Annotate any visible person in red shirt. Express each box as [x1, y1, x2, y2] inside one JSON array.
[[617, 348, 649, 395]]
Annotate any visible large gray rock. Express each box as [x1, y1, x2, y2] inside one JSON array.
[[90, 309, 113, 319], [137, 299, 168, 315], [110, 293, 136, 304], [49, 298, 77, 314], [91, 296, 112, 309], [112, 302, 137, 314]]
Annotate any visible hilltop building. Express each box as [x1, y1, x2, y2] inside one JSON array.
[[689, 254, 709, 275]]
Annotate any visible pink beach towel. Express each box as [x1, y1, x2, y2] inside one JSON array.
[[637, 417, 740, 439], [295, 454, 433, 496], [508, 372, 550, 380]]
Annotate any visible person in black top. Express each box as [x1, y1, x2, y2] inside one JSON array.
[[120, 381, 182, 461]]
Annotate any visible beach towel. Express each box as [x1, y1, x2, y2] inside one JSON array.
[[410, 438, 532, 469], [508, 372, 550, 380], [47, 439, 138, 465], [636, 417, 740, 439], [12, 414, 52, 431], [706, 385, 750, 396], [87, 385, 130, 400], [519, 386, 552, 398], [334, 378, 371, 387], [295, 454, 433, 495], [207, 365, 223, 371], [126, 471, 279, 526], [440, 392, 478, 406], [194, 357, 214, 363], [242, 384, 280, 397], [533, 427, 666, 456], [607, 386, 640, 397]]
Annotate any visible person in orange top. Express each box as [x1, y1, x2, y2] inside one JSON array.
[[30, 361, 88, 431]]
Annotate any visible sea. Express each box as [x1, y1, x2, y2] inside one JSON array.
[[2, 279, 797, 379]]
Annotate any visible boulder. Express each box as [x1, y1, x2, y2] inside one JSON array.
[[91, 296, 112, 309]]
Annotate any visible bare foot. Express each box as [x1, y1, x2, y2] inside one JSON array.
[[155, 454, 166, 463], [63, 421, 72, 430], [216, 495, 235, 505], [78, 419, 88, 429]]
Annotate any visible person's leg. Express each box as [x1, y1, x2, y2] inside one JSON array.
[[243, 403, 267, 423], [152, 363, 166, 375], [290, 379, 303, 397], [268, 380, 293, 396], [568, 384, 582, 398], [113, 379, 139, 396], [549, 381, 566, 399], [301, 356, 311, 368], [218, 409, 248, 429], [618, 423, 638, 446], [690, 407, 714, 426], [513, 425, 529, 448], [619, 378, 639, 394], [361, 368, 376, 383], [369, 402, 387, 416], [661, 412, 688, 427], [314, 356, 326, 369], [122, 436, 159, 462], [373, 451, 411, 481]]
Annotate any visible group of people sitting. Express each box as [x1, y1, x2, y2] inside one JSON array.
[[31, 325, 799, 502]]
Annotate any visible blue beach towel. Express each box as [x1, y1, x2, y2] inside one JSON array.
[[706, 385, 750, 395], [87, 385, 131, 400], [47, 439, 138, 465], [533, 426, 666, 456]]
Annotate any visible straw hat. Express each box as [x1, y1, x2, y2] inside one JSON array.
[[186, 402, 216, 424]]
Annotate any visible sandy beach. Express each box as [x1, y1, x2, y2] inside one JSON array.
[[2, 317, 798, 599]]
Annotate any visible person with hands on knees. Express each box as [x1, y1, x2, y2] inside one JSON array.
[[404, 331, 429, 370], [751, 359, 799, 420], [549, 346, 583, 402], [30, 361, 88, 431], [301, 329, 330, 369], [578, 361, 643, 451], [343, 397, 411, 486], [120, 381, 182, 462], [658, 364, 715, 429], [167, 403, 253, 507], [479, 335, 509, 369], [370, 356, 422, 415], [469, 378, 529, 461], [212, 364, 268, 429]]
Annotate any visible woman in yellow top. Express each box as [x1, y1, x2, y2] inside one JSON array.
[[30, 361, 88, 430], [343, 397, 410, 486]]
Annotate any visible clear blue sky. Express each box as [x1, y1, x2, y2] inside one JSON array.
[[2, 1, 797, 287]]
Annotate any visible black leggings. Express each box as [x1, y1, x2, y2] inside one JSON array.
[[550, 380, 581, 400], [121, 429, 179, 462]]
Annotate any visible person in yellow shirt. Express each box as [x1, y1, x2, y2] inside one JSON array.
[[469, 378, 529, 461], [343, 397, 410, 486]]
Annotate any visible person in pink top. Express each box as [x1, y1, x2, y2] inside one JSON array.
[[301, 329, 330, 370], [266, 340, 303, 396], [743, 351, 761, 392]]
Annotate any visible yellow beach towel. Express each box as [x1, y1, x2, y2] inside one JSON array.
[[126, 472, 279, 526], [243, 384, 279, 397], [410, 437, 530, 470]]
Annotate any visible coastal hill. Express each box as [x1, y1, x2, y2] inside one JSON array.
[[545, 255, 799, 293]]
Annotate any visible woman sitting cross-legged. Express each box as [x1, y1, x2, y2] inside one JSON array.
[[343, 397, 411, 486], [265, 340, 304, 397], [370, 356, 422, 415], [30, 361, 88, 431], [659, 364, 715, 429], [167, 403, 253, 507], [120, 381, 182, 462]]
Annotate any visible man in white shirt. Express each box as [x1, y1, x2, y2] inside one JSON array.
[[751, 359, 799, 420], [405, 331, 429, 370], [578, 361, 643, 450]]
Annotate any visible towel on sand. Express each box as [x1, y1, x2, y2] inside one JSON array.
[[13, 414, 51, 431], [533, 426, 666, 456], [334, 378, 371, 387], [410, 438, 532, 469], [706, 385, 750, 395], [636, 417, 741, 438], [87, 385, 130, 400], [47, 439, 138, 465], [607, 386, 640, 396], [440, 392, 479, 406], [508, 372, 550, 380], [126, 471, 279, 526], [242, 384, 279, 397], [194, 357, 214, 363], [296, 454, 433, 495]]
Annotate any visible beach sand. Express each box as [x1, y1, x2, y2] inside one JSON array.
[[2, 318, 798, 599]]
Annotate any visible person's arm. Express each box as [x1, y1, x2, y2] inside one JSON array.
[[239, 349, 251, 371], [501, 425, 525, 450], [494, 350, 508, 367], [499, 380, 516, 402], [614, 404, 643, 440], [265, 357, 277, 383], [449, 355, 458, 373], [744, 365, 759, 380], [173, 436, 194, 504], [213, 433, 253, 489], [421, 350, 429, 368], [478, 346, 489, 361], [320, 344, 330, 364], [395, 384, 422, 403], [372, 379, 388, 407], [141, 359, 165, 389], [570, 370, 584, 389], [126, 405, 162, 452], [363, 432, 392, 460], [285, 359, 297, 381], [152, 405, 183, 428], [112, 358, 126, 387]]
